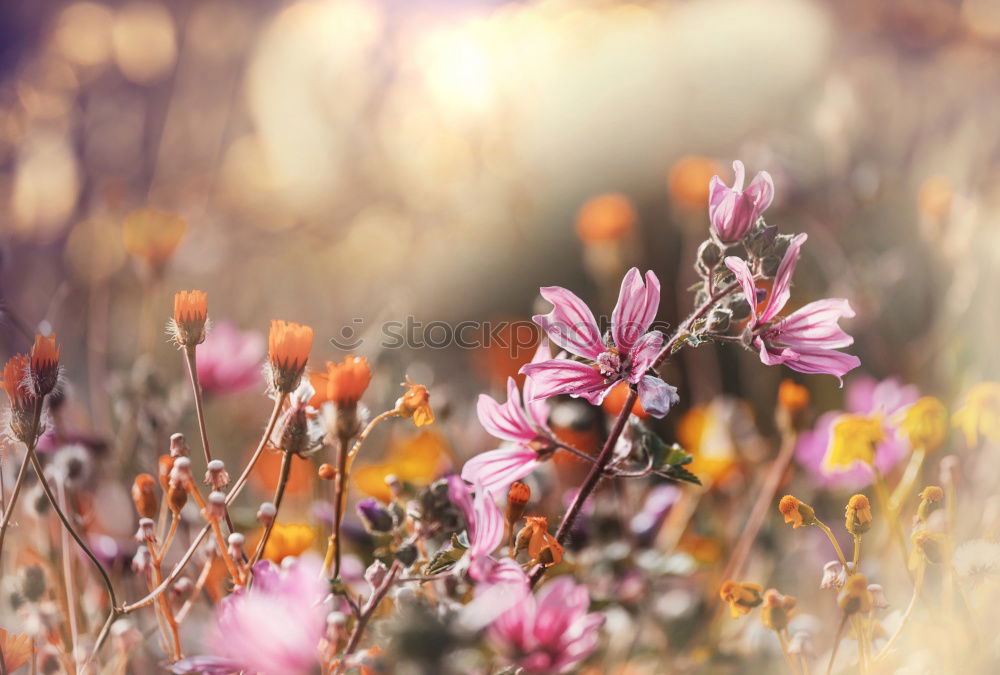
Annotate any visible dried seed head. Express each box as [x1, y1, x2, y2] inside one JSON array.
[[256, 502, 277, 525], [204, 491, 227, 521], [204, 459, 230, 490], [134, 517, 156, 543], [169, 433, 190, 459], [169, 456, 193, 491], [227, 532, 245, 559]]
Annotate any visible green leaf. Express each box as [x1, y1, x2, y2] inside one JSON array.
[[636, 425, 700, 485], [425, 533, 468, 574]]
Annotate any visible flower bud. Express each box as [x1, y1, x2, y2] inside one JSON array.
[[131, 474, 159, 519], [838, 574, 873, 615], [256, 502, 277, 525], [227, 532, 245, 560], [506, 481, 530, 526], [167, 486, 188, 514], [744, 222, 778, 257], [204, 460, 230, 490], [820, 560, 846, 590], [760, 255, 781, 277], [867, 583, 889, 609], [134, 517, 156, 543], [132, 546, 152, 575], [395, 543, 418, 567], [318, 463, 337, 481], [760, 589, 796, 631], [845, 494, 873, 536], [365, 560, 388, 590], [357, 498, 394, 533], [169, 456, 193, 491], [204, 491, 227, 521], [169, 433, 190, 458], [729, 297, 751, 321], [706, 307, 732, 333], [158, 455, 175, 491], [778, 495, 816, 529], [697, 240, 722, 269], [917, 485, 944, 522]]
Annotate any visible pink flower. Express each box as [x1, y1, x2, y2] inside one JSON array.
[[462, 342, 553, 491], [448, 476, 531, 630], [204, 556, 327, 674], [724, 234, 860, 382], [708, 160, 774, 242], [796, 376, 918, 489], [488, 577, 604, 673], [520, 268, 678, 418], [196, 320, 265, 395]]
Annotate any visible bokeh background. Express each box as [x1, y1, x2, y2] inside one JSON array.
[[3, 0, 1000, 671]]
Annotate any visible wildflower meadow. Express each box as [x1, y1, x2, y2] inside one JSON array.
[[2, 1, 999, 674]]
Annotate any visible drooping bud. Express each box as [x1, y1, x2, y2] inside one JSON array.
[[204, 460, 230, 490], [395, 378, 434, 427], [227, 532, 245, 560], [820, 560, 846, 590], [845, 494, 873, 536], [719, 580, 764, 618], [203, 491, 227, 521], [729, 296, 752, 321], [778, 495, 816, 529], [131, 546, 153, 575]]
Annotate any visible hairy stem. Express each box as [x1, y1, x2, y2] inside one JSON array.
[[250, 449, 293, 569], [0, 397, 43, 559]]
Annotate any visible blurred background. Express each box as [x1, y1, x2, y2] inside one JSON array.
[[3, 0, 1000, 670]]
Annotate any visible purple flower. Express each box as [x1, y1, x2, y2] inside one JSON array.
[[709, 160, 774, 242], [196, 320, 265, 396], [520, 268, 678, 418], [796, 376, 918, 489], [724, 234, 860, 382], [462, 342, 553, 492], [488, 576, 604, 673], [202, 557, 327, 675]]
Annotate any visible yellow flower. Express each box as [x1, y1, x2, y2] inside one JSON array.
[[898, 397, 948, 451], [396, 378, 434, 427], [262, 522, 315, 563], [823, 414, 885, 472], [122, 207, 186, 268], [952, 382, 1000, 447], [353, 430, 451, 501], [719, 580, 764, 618], [778, 495, 816, 529]]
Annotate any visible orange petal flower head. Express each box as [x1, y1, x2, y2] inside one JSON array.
[[268, 320, 313, 394], [172, 290, 208, 346]]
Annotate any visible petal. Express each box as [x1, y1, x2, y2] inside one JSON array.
[[723, 256, 759, 324], [627, 330, 665, 381], [774, 297, 855, 349], [637, 376, 679, 418], [447, 475, 475, 531], [469, 483, 505, 558], [759, 233, 807, 324], [612, 269, 661, 352], [476, 378, 537, 443], [522, 340, 553, 430], [731, 159, 746, 191], [461, 446, 539, 493], [460, 559, 530, 631], [532, 286, 603, 360], [747, 169, 774, 213], [778, 348, 861, 384], [520, 359, 610, 403]]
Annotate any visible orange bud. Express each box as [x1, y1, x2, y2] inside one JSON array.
[[131, 474, 159, 519], [158, 455, 175, 491], [318, 464, 338, 481]]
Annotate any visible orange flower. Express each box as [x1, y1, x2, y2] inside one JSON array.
[[719, 580, 763, 618], [0, 628, 33, 673], [268, 320, 314, 393], [3, 354, 37, 444], [122, 207, 187, 268], [314, 356, 371, 409], [668, 155, 723, 210], [575, 194, 636, 244], [515, 516, 563, 566], [172, 290, 208, 346], [777, 380, 809, 413], [778, 495, 815, 529], [602, 381, 647, 419], [845, 494, 872, 535], [29, 333, 60, 397], [395, 377, 434, 426], [260, 522, 315, 563]]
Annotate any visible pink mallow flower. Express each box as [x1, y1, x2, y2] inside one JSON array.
[[205, 556, 327, 674], [724, 234, 860, 382], [462, 342, 554, 492], [709, 160, 774, 243], [488, 576, 604, 673], [448, 476, 530, 630], [196, 320, 265, 395], [520, 268, 679, 418], [796, 376, 918, 490]]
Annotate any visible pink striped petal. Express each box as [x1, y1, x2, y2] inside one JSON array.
[[612, 269, 661, 352], [533, 286, 604, 360], [759, 232, 807, 324], [724, 256, 759, 325], [461, 446, 540, 493], [774, 298, 855, 350], [637, 375, 679, 418], [627, 330, 665, 382], [520, 359, 612, 405], [522, 340, 553, 431], [476, 378, 537, 443]]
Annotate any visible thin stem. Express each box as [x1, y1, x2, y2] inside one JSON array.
[[888, 446, 925, 513], [872, 467, 913, 583], [56, 481, 80, 673], [175, 554, 215, 623], [250, 449, 293, 569], [825, 613, 849, 675], [25, 445, 118, 612], [529, 387, 638, 589], [226, 394, 286, 506], [875, 563, 924, 663], [334, 561, 402, 674], [187, 486, 242, 585], [776, 629, 801, 675], [814, 520, 848, 569], [0, 398, 43, 559]]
